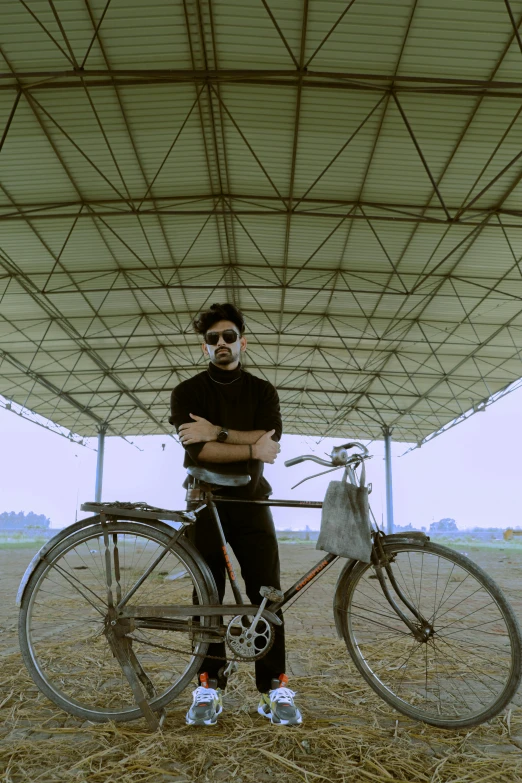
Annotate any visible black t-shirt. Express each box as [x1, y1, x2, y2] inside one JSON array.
[[169, 362, 282, 498]]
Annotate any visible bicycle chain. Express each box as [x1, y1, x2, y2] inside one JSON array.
[[128, 634, 241, 663]]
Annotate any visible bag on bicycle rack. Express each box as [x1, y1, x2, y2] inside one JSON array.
[[316, 464, 372, 562]]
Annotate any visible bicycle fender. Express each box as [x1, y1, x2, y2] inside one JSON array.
[[384, 531, 429, 545], [16, 515, 219, 610]]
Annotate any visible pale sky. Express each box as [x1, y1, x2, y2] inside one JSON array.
[[1, 385, 521, 531]]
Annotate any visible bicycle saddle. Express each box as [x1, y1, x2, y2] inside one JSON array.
[[187, 466, 251, 487]]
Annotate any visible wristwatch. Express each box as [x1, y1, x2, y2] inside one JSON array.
[[217, 426, 229, 443]]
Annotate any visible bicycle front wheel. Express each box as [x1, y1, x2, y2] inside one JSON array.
[[336, 540, 522, 728], [19, 520, 212, 723]]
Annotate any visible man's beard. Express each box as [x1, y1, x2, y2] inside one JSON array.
[[213, 347, 236, 365]]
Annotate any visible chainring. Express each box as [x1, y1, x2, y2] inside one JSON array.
[[225, 614, 274, 661]]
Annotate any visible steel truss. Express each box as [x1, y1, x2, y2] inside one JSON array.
[[2, 0, 522, 444]]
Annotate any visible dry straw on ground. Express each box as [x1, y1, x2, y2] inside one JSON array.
[[1, 636, 522, 783]]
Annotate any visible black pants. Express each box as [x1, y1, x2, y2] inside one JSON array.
[[187, 500, 285, 693]]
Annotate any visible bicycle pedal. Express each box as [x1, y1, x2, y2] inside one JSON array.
[[260, 585, 284, 602]]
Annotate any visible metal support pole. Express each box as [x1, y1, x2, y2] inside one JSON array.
[[95, 425, 107, 502], [383, 426, 394, 535]]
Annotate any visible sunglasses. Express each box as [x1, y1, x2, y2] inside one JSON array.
[[205, 329, 240, 346]]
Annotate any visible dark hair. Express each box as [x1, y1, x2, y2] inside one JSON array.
[[193, 302, 245, 336]]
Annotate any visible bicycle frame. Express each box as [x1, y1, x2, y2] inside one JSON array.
[[117, 493, 338, 634], [211, 493, 338, 613], [208, 494, 432, 634], [19, 458, 431, 646]]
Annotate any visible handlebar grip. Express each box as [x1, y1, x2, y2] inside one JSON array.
[[284, 456, 305, 467]]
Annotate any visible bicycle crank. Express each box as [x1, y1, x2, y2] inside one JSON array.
[[225, 586, 280, 661], [225, 614, 274, 661]]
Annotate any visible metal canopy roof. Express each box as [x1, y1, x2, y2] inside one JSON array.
[[3, 0, 522, 443]]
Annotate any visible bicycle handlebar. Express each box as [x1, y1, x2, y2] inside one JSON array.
[[284, 441, 369, 469], [284, 455, 332, 468]]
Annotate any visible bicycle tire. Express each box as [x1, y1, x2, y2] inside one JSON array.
[[335, 540, 522, 728], [19, 520, 213, 723]]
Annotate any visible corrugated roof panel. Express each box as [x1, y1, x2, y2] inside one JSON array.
[[363, 101, 445, 205], [4, 1, 522, 440], [441, 98, 522, 210], [489, 26, 522, 79], [398, 0, 512, 80], [292, 90, 385, 203], [213, 0, 302, 69], [217, 85, 295, 198], [114, 84, 212, 198], [86, 0, 191, 70], [0, 96, 79, 206], [2, 0, 83, 71], [307, 0, 415, 75], [29, 88, 148, 200]]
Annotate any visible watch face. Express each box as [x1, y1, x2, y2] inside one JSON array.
[[218, 428, 228, 442]]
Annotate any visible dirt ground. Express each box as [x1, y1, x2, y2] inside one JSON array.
[[1, 539, 522, 782]]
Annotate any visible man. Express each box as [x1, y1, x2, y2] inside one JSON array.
[[169, 302, 302, 727]]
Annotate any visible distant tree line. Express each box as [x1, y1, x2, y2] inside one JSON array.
[[0, 511, 51, 530]]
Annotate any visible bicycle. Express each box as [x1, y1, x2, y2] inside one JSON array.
[[17, 442, 522, 731]]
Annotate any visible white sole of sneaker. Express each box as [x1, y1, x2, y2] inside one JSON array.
[[257, 705, 302, 725], [186, 705, 223, 726]]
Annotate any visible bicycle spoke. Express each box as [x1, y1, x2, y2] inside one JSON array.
[[50, 562, 106, 615], [436, 601, 499, 634], [427, 640, 476, 711], [433, 635, 505, 692], [432, 633, 512, 657], [348, 600, 417, 629], [431, 580, 484, 626], [340, 543, 520, 725], [346, 607, 414, 637], [21, 522, 208, 720], [373, 640, 423, 688], [430, 640, 496, 707], [428, 562, 456, 621]]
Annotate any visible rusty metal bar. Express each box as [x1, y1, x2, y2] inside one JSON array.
[[0, 89, 21, 154], [6, 68, 522, 90]]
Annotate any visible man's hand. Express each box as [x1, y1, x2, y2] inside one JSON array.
[[252, 429, 280, 464], [178, 414, 219, 445]]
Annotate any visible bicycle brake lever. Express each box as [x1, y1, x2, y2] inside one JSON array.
[[291, 465, 341, 490]]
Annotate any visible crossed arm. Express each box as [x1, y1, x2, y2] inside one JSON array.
[[178, 414, 280, 463]]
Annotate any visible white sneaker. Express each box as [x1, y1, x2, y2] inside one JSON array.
[[185, 674, 223, 726], [258, 676, 303, 725]]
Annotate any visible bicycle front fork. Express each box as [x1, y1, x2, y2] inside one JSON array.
[[372, 533, 434, 643]]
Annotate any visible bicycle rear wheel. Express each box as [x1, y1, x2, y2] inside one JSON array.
[[336, 540, 522, 728], [19, 520, 212, 723]]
